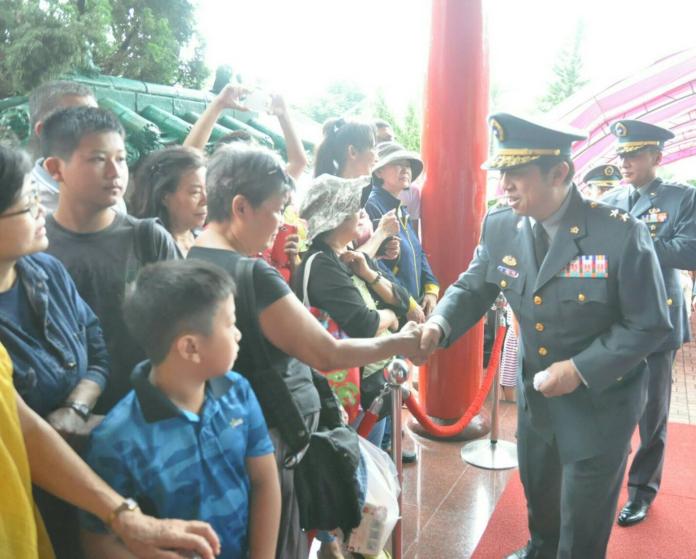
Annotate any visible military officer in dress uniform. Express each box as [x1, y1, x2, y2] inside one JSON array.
[[415, 113, 672, 559], [601, 120, 696, 527], [583, 164, 622, 200]]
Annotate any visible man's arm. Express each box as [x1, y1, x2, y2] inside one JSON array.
[[16, 392, 221, 559], [246, 454, 281, 559], [652, 187, 696, 269]]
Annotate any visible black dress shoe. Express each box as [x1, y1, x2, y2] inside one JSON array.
[[505, 542, 539, 559], [617, 500, 650, 526]]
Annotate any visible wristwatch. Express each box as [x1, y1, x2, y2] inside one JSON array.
[[106, 498, 140, 529], [63, 400, 91, 421]]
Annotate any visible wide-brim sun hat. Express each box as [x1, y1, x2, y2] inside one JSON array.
[[300, 174, 371, 241], [371, 141, 423, 181]]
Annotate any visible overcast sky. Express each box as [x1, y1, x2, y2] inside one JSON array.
[[198, 0, 696, 174]]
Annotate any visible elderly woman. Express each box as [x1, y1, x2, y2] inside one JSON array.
[[366, 141, 440, 321], [188, 144, 419, 559], [0, 145, 109, 556], [129, 146, 207, 257], [295, 174, 410, 445]]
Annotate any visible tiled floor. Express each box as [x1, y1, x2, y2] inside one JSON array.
[[311, 313, 696, 558]]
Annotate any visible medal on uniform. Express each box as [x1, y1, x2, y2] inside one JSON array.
[[559, 255, 608, 278], [498, 265, 519, 278], [643, 209, 667, 223], [502, 255, 517, 266]]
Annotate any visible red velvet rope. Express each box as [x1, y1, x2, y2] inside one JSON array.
[[405, 325, 507, 437]]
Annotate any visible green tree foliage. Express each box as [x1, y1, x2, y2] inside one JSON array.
[[538, 21, 588, 113], [0, 0, 209, 97], [300, 80, 367, 125], [373, 90, 422, 151]]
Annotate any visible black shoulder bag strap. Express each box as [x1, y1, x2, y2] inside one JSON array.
[[134, 218, 162, 265], [235, 257, 311, 457]]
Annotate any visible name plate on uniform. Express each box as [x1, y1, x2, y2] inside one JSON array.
[[559, 255, 608, 278]]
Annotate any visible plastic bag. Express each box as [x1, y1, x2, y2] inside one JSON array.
[[345, 437, 401, 555]]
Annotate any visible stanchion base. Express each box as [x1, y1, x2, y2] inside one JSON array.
[[460, 439, 518, 470], [408, 410, 490, 442]]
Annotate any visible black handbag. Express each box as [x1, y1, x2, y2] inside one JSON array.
[[294, 371, 362, 535]]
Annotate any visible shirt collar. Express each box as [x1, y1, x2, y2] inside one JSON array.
[[374, 185, 404, 212], [631, 177, 658, 196], [527, 186, 573, 241], [131, 361, 235, 424]]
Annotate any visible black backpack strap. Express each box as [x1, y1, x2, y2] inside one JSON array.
[[235, 257, 311, 457], [134, 218, 163, 265]]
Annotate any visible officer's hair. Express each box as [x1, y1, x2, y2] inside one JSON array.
[[40, 106, 125, 161], [534, 156, 575, 186], [28, 80, 95, 130], [123, 260, 237, 365], [0, 144, 32, 214]]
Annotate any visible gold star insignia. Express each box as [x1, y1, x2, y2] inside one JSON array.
[[569, 226, 580, 234], [590, 202, 599, 208], [620, 213, 629, 222], [502, 255, 517, 267], [610, 209, 619, 217]]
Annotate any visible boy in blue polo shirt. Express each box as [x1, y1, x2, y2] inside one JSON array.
[[79, 260, 280, 558]]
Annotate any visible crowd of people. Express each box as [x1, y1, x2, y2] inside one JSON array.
[[0, 80, 434, 559], [1, 77, 696, 559]]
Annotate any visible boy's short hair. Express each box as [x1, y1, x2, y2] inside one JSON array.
[[123, 260, 237, 364], [28, 80, 95, 130], [40, 106, 125, 160]]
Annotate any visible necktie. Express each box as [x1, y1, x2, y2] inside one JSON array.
[[533, 222, 549, 268], [629, 189, 641, 211]]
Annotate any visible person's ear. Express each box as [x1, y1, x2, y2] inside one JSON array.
[[552, 161, 570, 187], [176, 334, 202, 364], [347, 145, 358, 160], [43, 156, 66, 183], [653, 151, 663, 166], [34, 121, 44, 137], [231, 194, 248, 219]]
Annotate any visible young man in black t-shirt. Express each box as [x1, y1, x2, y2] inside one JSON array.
[[42, 107, 178, 413]]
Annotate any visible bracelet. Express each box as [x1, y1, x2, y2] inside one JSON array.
[[368, 272, 382, 285], [63, 400, 91, 422]]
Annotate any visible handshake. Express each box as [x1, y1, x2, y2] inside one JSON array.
[[395, 321, 444, 365]]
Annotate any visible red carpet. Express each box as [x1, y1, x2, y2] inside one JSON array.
[[472, 423, 696, 559]]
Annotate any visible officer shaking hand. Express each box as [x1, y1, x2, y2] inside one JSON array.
[[419, 112, 672, 559]]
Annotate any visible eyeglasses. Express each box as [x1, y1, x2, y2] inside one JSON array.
[[0, 191, 42, 220]]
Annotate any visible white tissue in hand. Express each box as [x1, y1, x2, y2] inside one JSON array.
[[533, 370, 550, 391]]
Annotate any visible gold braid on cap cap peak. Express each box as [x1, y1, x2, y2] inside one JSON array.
[[588, 180, 620, 187], [616, 140, 661, 154]]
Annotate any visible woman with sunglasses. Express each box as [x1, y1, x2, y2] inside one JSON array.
[[0, 145, 109, 556], [189, 144, 420, 559]]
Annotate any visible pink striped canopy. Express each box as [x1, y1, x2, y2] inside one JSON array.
[[550, 48, 696, 182]]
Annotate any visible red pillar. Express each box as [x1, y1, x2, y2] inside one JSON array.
[[418, 0, 489, 435]]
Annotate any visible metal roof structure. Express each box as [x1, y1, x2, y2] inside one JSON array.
[[551, 48, 696, 181], [0, 74, 320, 165]]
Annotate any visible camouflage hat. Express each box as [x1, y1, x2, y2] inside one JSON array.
[[300, 174, 371, 241]]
